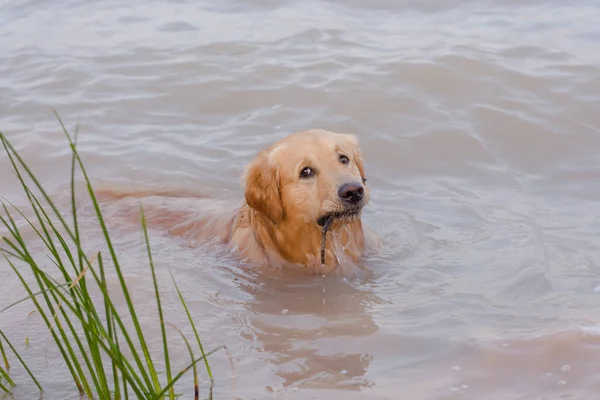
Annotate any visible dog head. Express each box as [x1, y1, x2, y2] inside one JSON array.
[[243, 129, 368, 227]]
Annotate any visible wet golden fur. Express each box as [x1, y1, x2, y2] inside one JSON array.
[[97, 129, 379, 274]]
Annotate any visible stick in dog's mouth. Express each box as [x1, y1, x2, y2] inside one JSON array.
[[320, 214, 334, 266], [317, 208, 362, 266]]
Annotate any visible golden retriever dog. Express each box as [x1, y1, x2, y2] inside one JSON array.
[[98, 129, 379, 275]]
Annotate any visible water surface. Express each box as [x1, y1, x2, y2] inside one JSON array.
[[2, 0, 600, 399]]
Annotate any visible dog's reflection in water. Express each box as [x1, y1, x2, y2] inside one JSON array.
[[229, 265, 381, 392]]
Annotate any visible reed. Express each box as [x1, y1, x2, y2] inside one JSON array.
[[0, 112, 222, 399]]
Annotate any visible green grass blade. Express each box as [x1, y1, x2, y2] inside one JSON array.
[[0, 246, 24, 261], [99, 252, 121, 399], [111, 312, 129, 400], [0, 283, 70, 314], [140, 205, 174, 399], [0, 217, 27, 260], [0, 381, 10, 393], [0, 363, 15, 388], [66, 116, 84, 276], [153, 346, 225, 400], [0, 335, 9, 370], [0, 331, 42, 392], [0, 134, 74, 241], [165, 323, 197, 400], [169, 270, 213, 380], [0, 194, 53, 252]]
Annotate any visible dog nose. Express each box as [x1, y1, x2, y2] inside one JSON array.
[[338, 182, 364, 204]]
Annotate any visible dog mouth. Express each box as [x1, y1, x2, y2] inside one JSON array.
[[317, 206, 362, 266], [317, 207, 362, 227]]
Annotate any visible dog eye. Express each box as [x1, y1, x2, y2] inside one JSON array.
[[300, 167, 314, 178], [339, 155, 349, 164]]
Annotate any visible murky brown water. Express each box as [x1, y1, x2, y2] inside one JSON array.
[[2, 0, 600, 399]]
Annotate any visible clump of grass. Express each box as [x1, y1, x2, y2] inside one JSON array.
[[0, 112, 224, 399]]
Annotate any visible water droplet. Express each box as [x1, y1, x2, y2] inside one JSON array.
[[558, 380, 567, 386], [281, 309, 289, 315], [593, 284, 600, 293], [502, 343, 509, 347], [452, 366, 460, 371], [561, 364, 571, 372], [449, 386, 460, 392], [546, 372, 553, 376], [460, 384, 468, 389], [340, 369, 348, 375]]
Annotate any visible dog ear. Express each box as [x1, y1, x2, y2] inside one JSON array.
[[342, 133, 366, 181], [243, 151, 284, 224]]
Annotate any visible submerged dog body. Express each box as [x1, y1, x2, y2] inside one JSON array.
[[99, 129, 379, 274]]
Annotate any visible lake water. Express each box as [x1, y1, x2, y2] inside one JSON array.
[[2, 0, 600, 399]]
